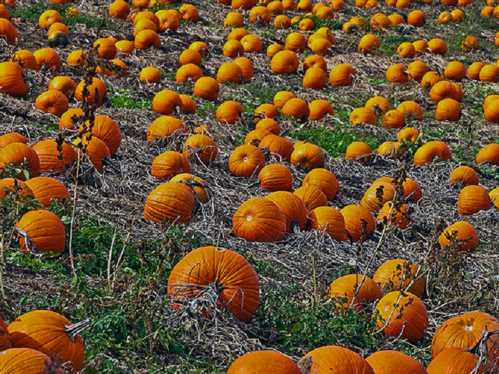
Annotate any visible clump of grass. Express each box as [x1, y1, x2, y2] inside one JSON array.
[[109, 90, 151, 110]]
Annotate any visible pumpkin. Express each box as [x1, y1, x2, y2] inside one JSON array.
[[489, 187, 499, 208], [34, 90, 68, 117], [47, 76, 76, 98], [309, 206, 347, 241], [345, 141, 372, 161], [245, 129, 270, 146], [256, 118, 281, 135], [31, 139, 76, 173], [25, 176, 69, 207], [428, 38, 448, 54], [223, 40, 244, 57], [435, 98, 461, 121], [193, 76, 219, 101], [432, 311, 498, 363], [350, 107, 376, 125], [216, 101, 243, 124], [360, 180, 395, 212], [382, 109, 405, 128], [146, 116, 185, 143], [329, 273, 381, 310], [457, 185, 491, 215], [413, 141, 452, 166], [302, 168, 339, 200], [183, 134, 218, 164], [377, 202, 410, 229], [273, 91, 296, 108], [308, 99, 333, 120], [139, 66, 161, 83], [397, 127, 419, 143], [170, 173, 208, 204], [233, 56, 254, 81], [340, 204, 375, 242], [228, 350, 300, 374], [438, 221, 479, 252], [303, 67, 327, 89], [386, 63, 409, 83], [298, 345, 374, 374], [475, 143, 499, 165], [0, 132, 27, 149], [266, 191, 308, 231], [84, 137, 110, 172], [294, 184, 328, 211], [377, 141, 401, 158], [462, 35, 479, 51], [240, 34, 263, 53], [0, 18, 16, 44], [0, 348, 55, 373], [427, 348, 482, 374], [290, 143, 324, 169], [483, 95, 499, 123], [144, 182, 195, 223], [364, 96, 391, 114], [178, 49, 202, 66], [11, 50, 39, 70], [87, 115, 121, 155], [0, 142, 40, 178], [271, 50, 299, 74], [444, 61, 466, 81], [0, 178, 33, 200], [66, 49, 86, 65], [281, 98, 309, 120], [421, 71, 443, 89], [0, 62, 27, 97], [373, 258, 425, 297], [168, 246, 259, 321], [329, 64, 355, 86], [366, 350, 426, 374], [407, 60, 429, 81], [407, 10, 425, 26], [228, 144, 265, 177], [134, 30, 160, 49], [33, 48, 61, 71], [397, 42, 416, 58], [304, 55, 327, 72], [358, 33, 380, 54], [74, 77, 107, 106], [7, 310, 85, 370], [176, 64, 203, 83], [397, 100, 424, 120], [151, 151, 191, 180], [232, 197, 287, 242], [224, 11, 244, 27], [374, 291, 428, 342], [15, 210, 65, 253], [108, 0, 130, 19], [178, 94, 197, 114], [258, 164, 293, 191], [259, 134, 293, 160], [449, 166, 479, 186], [38, 9, 63, 29], [254, 104, 278, 120], [152, 89, 180, 115]]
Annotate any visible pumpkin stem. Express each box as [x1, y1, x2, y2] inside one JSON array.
[[64, 318, 90, 341]]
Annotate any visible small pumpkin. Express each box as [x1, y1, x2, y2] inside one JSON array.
[[144, 182, 195, 223], [457, 185, 491, 215], [377, 202, 410, 229], [152, 89, 180, 115], [0, 132, 27, 149], [281, 98, 310, 120], [329, 64, 355, 86], [435, 98, 461, 122], [216, 101, 243, 124], [228, 350, 300, 374], [25, 176, 69, 207], [438, 221, 479, 252], [267, 191, 308, 231], [150, 151, 191, 180], [373, 258, 425, 297], [228, 144, 265, 177], [15, 210, 65, 253], [329, 273, 382, 310], [170, 173, 208, 204], [349, 107, 376, 125], [340, 204, 375, 242], [413, 141, 452, 166], [193, 76, 219, 101]]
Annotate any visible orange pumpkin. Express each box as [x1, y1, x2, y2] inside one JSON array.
[[302, 168, 339, 200], [457, 185, 491, 215], [31, 139, 76, 173], [345, 141, 372, 161], [360, 180, 395, 212], [183, 134, 218, 164], [216, 101, 243, 124], [435, 98, 461, 121], [340, 204, 375, 242], [475, 143, 499, 165], [144, 182, 195, 223], [373, 258, 425, 297], [309, 206, 348, 241], [258, 134, 293, 160], [15, 210, 65, 253], [33, 48, 61, 71], [308, 99, 333, 121], [0, 348, 55, 373], [281, 98, 309, 120], [152, 89, 180, 115], [413, 141, 452, 166], [438, 221, 479, 252], [34, 90, 68, 117], [150, 151, 191, 180], [228, 350, 300, 374], [290, 142, 324, 169], [0, 178, 33, 200], [193, 76, 219, 101], [329, 64, 355, 86], [25, 176, 69, 207], [350, 107, 376, 125], [299, 346, 374, 374], [449, 165, 479, 186], [258, 164, 293, 191], [427, 348, 483, 374], [74, 77, 107, 106], [0, 132, 27, 149], [0, 142, 40, 178], [232, 197, 287, 242], [271, 50, 299, 74], [374, 291, 428, 342], [329, 273, 382, 309], [228, 144, 265, 177], [11, 50, 39, 70], [89, 115, 121, 155], [147, 116, 185, 143], [377, 202, 410, 229], [0, 62, 27, 97], [85, 136, 110, 172], [266, 191, 308, 231], [366, 350, 426, 374]]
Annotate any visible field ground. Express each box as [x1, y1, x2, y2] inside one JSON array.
[[0, 0, 498, 373]]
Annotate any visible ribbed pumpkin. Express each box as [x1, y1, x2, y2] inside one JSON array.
[[373, 259, 425, 297], [360, 180, 395, 212], [308, 99, 333, 121], [144, 182, 196, 223], [293, 185, 328, 211], [48, 76, 76, 98], [0, 178, 33, 200], [170, 173, 208, 204], [258, 164, 293, 191], [7, 310, 85, 371], [340, 204, 375, 242], [34, 90, 69, 117], [89, 115, 121, 155], [258, 134, 293, 160], [457, 185, 491, 215], [427, 348, 482, 374], [0, 142, 40, 179], [366, 350, 426, 374], [329, 64, 355, 86], [475, 143, 499, 165], [0, 62, 28, 97], [216, 101, 243, 124], [33, 48, 61, 71], [374, 291, 428, 343], [310, 206, 348, 241], [25, 176, 69, 207], [0, 348, 55, 373], [151, 151, 191, 180], [290, 143, 324, 170], [228, 144, 265, 177], [302, 168, 339, 200], [232, 197, 287, 242], [74, 77, 106, 106], [84, 137, 110, 172], [329, 274, 382, 310], [228, 350, 300, 374], [15, 210, 65, 253], [298, 345, 374, 374], [167, 246, 259, 321], [0, 132, 27, 149], [413, 141, 452, 166], [147, 115, 186, 142], [345, 142, 372, 161], [183, 134, 218, 164], [438, 221, 479, 252], [31, 139, 76, 173], [449, 165, 479, 186], [432, 311, 498, 363], [266, 191, 308, 231], [256, 118, 281, 134]]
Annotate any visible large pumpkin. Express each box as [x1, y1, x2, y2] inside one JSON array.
[[266, 191, 308, 231], [258, 163, 293, 191], [144, 182, 195, 223], [457, 185, 491, 215], [427, 348, 482, 374], [366, 350, 426, 374], [340, 204, 375, 242], [298, 345, 374, 374], [310, 206, 348, 241], [167, 246, 259, 321], [31, 139, 76, 173], [0, 348, 55, 373], [329, 274, 382, 310], [7, 310, 85, 371], [0, 61, 27, 97], [302, 168, 339, 200], [232, 197, 287, 242], [374, 291, 428, 343], [25, 176, 69, 207], [228, 350, 300, 373], [90, 115, 122, 155], [15, 210, 65, 253], [293, 184, 328, 211], [228, 144, 265, 177], [0, 142, 40, 179], [372, 259, 425, 297], [150, 151, 191, 180], [432, 311, 498, 363]]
